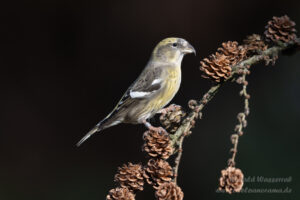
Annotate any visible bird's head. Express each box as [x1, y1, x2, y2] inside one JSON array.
[[151, 37, 196, 65]]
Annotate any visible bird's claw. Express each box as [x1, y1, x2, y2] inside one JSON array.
[[158, 104, 179, 115], [148, 126, 166, 133]]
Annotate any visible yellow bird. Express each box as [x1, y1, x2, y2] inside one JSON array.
[[77, 37, 195, 146]]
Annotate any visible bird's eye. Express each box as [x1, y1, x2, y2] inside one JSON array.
[[172, 43, 178, 47]]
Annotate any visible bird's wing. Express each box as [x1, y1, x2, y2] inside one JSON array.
[[129, 66, 163, 98], [111, 67, 163, 112]]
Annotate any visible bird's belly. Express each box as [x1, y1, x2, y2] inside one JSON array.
[[153, 79, 180, 110], [153, 67, 181, 110], [142, 78, 180, 120], [126, 68, 181, 124]]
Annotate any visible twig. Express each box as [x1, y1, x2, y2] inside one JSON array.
[[170, 38, 300, 177], [173, 135, 184, 184], [228, 65, 250, 166], [170, 84, 221, 145]]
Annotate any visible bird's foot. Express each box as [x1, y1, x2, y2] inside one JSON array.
[[148, 126, 166, 133], [158, 104, 180, 115], [143, 120, 166, 133]]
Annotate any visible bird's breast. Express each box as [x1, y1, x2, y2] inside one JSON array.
[[153, 67, 181, 109], [134, 66, 182, 123]]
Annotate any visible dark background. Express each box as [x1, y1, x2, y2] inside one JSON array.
[[0, 0, 299, 199]]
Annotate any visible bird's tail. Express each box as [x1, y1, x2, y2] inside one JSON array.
[[76, 111, 122, 147], [76, 122, 103, 147]]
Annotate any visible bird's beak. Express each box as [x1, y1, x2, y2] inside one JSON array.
[[183, 43, 196, 55]]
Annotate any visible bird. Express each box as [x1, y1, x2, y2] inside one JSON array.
[[77, 37, 195, 146]]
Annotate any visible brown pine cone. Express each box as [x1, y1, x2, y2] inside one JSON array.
[[218, 41, 247, 65], [143, 129, 173, 160], [200, 52, 232, 82], [114, 163, 144, 192], [159, 105, 186, 133], [218, 166, 244, 194], [155, 182, 184, 200], [144, 159, 174, 189], [264, 15, 297, 43], [243, 34, 268, 55], [200, 41, 247, 82], [106, 187, 135, 200]]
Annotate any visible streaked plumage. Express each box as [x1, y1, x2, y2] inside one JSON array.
[[77, 37, 195, 146]]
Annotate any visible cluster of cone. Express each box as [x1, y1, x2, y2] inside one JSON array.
[[200, 41, 247, 82], [218, 166, 244, 194], [159, 105, 186, 134], [107, 15, 298, 199], [107, 105, 186, 200], [214, 15, 298, 194], [200, 15, 297, 83]]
